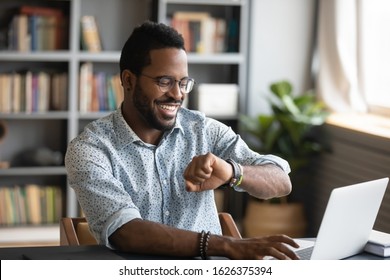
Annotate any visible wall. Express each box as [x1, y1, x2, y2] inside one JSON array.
[[247, 0, 317, 116], [306, 124, 390, 236]]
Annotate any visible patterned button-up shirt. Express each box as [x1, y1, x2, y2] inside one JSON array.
[[65, 107, 290, 247]]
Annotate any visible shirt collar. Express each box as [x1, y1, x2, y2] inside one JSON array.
[[113, 107, 185, 149]]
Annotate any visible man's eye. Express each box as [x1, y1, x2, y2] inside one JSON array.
[[159, 78, 172, 87]]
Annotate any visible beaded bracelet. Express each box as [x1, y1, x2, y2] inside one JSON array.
[[199, 230, 211, 260]]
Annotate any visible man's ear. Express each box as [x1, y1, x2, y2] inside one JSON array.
[[121, 70, 135, 91]]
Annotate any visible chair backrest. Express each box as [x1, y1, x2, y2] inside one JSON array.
[[218, 212, 242, 238], [60, 217, 97, 245], [60, 212, 241, 246]]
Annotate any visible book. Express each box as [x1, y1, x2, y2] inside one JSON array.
[[79, 62, 93, 112], [14, 185, 27, 224], [24, 71, 33, 113], [0, 74, 11, 113], [39, 15, 57, 50], [364, 230, 390, 257], [11, 72, 22, 113], [54, 186, 63, 222], [4, 186, 15, 225], [25, 184, 42, 225], [51, 72, 68, 111], [80, 15, 102, 52], [0, 187, 6, 225], [107, 76, 117, 111], [37, 71, 50, 112], [111, 74, 123, 108], [16, 14, 30, 51]]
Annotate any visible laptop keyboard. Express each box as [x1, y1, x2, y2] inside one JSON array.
[[295, 246, 314, 260]]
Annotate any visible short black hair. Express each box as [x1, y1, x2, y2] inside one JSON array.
[[119, 21, 185, 76]]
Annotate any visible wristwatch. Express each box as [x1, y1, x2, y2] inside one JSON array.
[[225, 159, 243, 188]]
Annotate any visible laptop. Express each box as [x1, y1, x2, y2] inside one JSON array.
[[294, 177, 389, 260]]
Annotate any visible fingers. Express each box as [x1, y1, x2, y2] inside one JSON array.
[[232, 235, 300, 260], [184, 154, 215, 191], [184, 163, 211, 190], [184, 180, 202, 192], [260, 247, 298, 260], [268, 234, 300, 248], [265, 235, 300, 260]]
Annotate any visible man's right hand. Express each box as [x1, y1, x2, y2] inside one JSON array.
[[209, 234, 301, 260]]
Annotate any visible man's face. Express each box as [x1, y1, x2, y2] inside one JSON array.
[[132, 48, 189, 131]]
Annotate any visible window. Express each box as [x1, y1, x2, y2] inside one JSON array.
[[317, 0, 390, 117], [361, 0, 390, 113]]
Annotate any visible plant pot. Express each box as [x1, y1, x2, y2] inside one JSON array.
[[243, 200, 307, 238]]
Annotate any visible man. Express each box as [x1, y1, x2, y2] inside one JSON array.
[[65, 21, 299, 260]]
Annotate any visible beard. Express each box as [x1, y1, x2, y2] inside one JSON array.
[[133, 83, 181, 131]]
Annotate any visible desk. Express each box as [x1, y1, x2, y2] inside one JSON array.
[[0, 245, 388, 260], [0, 245, 187, 260]]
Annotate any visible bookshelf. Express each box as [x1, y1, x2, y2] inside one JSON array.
[[0, 0, 155, 246], [0, 0, 250, 245]]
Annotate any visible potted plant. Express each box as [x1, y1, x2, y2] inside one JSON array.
[[240, 80, 329, 237]]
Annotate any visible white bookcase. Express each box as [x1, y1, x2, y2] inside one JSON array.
[[0, 0, 250, 244], [0, 0, 155, 245]]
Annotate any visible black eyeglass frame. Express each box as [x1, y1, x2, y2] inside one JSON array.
[[140, 73, 195, 94]]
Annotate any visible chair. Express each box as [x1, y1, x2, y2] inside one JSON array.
[[60, 217, 97, 245], [60, 212, 241, 246], [218, 212, 242, 239]]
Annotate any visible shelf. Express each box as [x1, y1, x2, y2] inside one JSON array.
[[163, 0, 246, 6], [187, 53, 244, 64], [0, 166, 67, 176], [74, 51, 244, 64], [0, 224, 59, 245], [0, 112, 69, 120], [0, 51, 71, 61], [78, 111, 113, 120], [77, 51, 121, 62]]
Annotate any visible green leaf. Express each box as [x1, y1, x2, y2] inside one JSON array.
[[270, 81, 292, 99]]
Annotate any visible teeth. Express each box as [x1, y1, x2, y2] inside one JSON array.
[[159, 104, 176, 111]]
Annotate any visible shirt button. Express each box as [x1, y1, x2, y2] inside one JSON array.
[[163, 180, 167, 185], [165, 210, 170, 216]]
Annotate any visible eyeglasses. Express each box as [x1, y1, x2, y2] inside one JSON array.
[[140, 73, 195, 94]]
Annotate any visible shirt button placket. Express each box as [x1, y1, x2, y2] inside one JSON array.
[[155, 150, 171, 224]]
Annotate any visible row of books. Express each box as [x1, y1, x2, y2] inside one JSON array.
[[0, 71, 68, 113], [170, 11, 238, 53], [7, 5, 69, 51], [79, 62, 123, 112], [0, 184, 63, 226]]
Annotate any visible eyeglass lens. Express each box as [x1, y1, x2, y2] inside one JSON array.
[[159, 77, 194, 94]]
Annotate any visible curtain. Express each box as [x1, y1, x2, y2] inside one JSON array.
[[316, 0, 367, 113]]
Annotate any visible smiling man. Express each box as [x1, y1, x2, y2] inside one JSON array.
[[65, 21, 299, 260]]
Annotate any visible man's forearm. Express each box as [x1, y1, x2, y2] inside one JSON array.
[[240, 164, 292, 199], [109, 217, 300, 260], [109, 218, 201, 257]]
